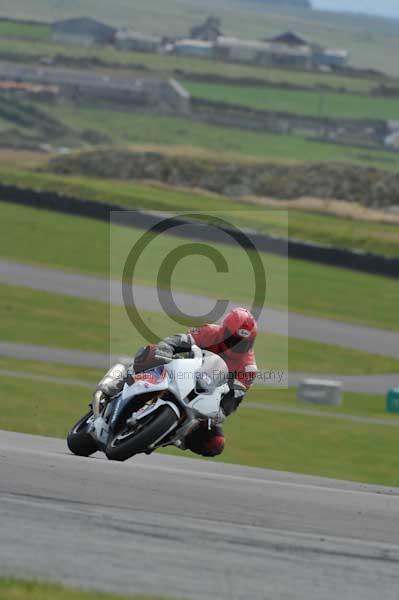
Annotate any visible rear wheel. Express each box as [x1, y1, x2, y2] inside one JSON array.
[[105, 405, 178, 462], [67, 411, 98, 457]]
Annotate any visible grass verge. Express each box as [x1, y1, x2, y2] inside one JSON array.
[[2, 284, 399, 375], [0, 579, 166, 600], [1, 166, 399, 256], [219, 405, 399, 486], [2, 202, 399, 331], [0, 356, 103, 383]]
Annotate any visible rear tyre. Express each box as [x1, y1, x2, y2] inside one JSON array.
[[67, 411, 98, 457], [106, 405, 178, 462]]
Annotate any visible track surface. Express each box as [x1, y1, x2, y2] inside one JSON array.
[[2, 259, 399, 357], [1, 430, 399, 600]]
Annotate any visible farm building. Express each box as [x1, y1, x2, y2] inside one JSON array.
[[313, 48, 349, 68], [215, 36, 312, 67], [266, 43, 312, 68], [265, 31, 347, 69], [266, 31, 309, 47], [215, 37, 270, 63], [51, 17, 116, 47], [190, 17, 223, 42], [115, 30, 161, 53], [173, 39, 214, 58]]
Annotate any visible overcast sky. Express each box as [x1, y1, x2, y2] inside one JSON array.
[[313, 0, 399, 19]]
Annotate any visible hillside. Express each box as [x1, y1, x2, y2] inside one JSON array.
[[1, 0, 399, 75], [237, 0, 311, 8]]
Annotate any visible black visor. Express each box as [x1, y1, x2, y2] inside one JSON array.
[[224, 333, 254, 354]]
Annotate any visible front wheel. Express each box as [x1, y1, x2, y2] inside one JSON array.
[[67, 411, 98, 457], [106, 405, 178, 462]]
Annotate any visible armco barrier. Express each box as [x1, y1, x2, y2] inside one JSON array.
[[3, 183, 399, 279]]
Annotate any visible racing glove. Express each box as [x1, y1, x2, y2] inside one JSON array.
[[133, 342, 174, 374], [220, 379, 247, 417]]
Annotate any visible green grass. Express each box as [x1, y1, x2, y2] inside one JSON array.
[[220, 405, 399, 485], [0, 579, 166, 600], [0, 377, 89, 439], [47, 102, 399, 170], [2, 202, 399, 331], [248, 387, 392, 419], [3, 166, 398, 257], [0, 20, 50, 40], [185, 79, 399, 120], [2, 371, 399, 486], [2, 283, 399, 375], [0, 355, 103, 384]]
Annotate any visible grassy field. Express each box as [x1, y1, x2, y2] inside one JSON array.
[[222, 405, 399, 485], [0, 19, 50, 40], [0, 579, 166, 600], [1, 0, 399, 75], [2, 202, 399, 330], [0, 355, 103, 383], [2, 366, 399, 486], [4, 166, 398, 257], [46, 102, 399, 170], [185, 79, 399, 120], [2, 283, 399, 375]]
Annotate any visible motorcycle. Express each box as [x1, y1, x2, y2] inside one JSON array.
[[67, 346, 229, 461]]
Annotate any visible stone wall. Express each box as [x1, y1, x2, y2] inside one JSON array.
[[191, 98, 388, 147]]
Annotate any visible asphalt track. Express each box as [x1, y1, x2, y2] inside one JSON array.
[[1, 259, 399, 358], [1, 430, 399, 600]]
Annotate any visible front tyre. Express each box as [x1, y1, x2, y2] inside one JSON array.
[[67, 411, 98, 457], [106, 405, 178, 462]]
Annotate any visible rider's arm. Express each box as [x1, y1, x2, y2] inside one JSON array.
[[133, 334, 194, 373]]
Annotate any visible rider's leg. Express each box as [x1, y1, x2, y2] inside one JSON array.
[[185, 423, 225, 457], [92, 363, 131, 417]]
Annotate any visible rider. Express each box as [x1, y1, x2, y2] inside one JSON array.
[[92, 307, 258, 458]]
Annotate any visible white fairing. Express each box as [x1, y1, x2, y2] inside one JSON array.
[[164, 346, 203, 400], [188, 383, 230, 418], [121, 377, 168, 402]]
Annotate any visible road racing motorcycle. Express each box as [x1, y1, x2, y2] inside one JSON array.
[[67, 346, 229, 461]]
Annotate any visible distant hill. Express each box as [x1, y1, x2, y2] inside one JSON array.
[[239, 0, 311, 8]]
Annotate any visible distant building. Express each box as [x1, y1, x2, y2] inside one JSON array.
[[215, 37, 270, 64], [265, 31, 348, 69], [115, 30, 161, 53], [266, 44, 312, 68], [312, 48, 349, 69], [173, 39, 214, 58], [51, 17, 116, 47], [190, 17, 223, 42], [215, 36, 312, 68], [265, 31, 309, 47]]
